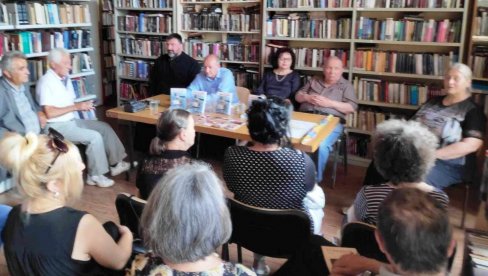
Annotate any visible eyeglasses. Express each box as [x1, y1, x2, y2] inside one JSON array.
[[45, 128, 68, 174]]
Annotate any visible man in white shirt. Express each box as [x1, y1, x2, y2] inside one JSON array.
[[36, 48, 129, 188]]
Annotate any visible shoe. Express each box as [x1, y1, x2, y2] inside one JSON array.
[[86, 175, 114, 188], [110, 161, 130, 176], [252, 265, 270, 276]]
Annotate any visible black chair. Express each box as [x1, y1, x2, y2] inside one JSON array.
[[222, 198, 312, 262], [115, 193, 147, 253], [331, 129, 348, 188], [341, 222, 388, 263]]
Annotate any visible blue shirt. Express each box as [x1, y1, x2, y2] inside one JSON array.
[[187, 68, 238, 103], [4, 79, 41, 135]]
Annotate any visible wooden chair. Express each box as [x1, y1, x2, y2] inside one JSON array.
[[115, 192, 147, 253], [236, 86, 250, 105], [341, 221, 388, 263], [222, 198, 312, 262]]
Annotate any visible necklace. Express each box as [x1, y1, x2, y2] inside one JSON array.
[[275, 73, 287, 82]]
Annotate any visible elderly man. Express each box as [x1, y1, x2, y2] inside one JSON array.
[[148, 33, 200, 96], [187, 54, 237, 103], [36, 48, 129, 188], [0, 51, 46, 188], [332, 188, 455, 275], [295, 56, 357, 184]]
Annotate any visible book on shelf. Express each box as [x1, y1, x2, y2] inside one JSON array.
[[346, 108, 409, 132], [190, 91, 207, 114], [72, 77, 97, 120], [346, 133, 371, 158], [117, 13, 172, 33], [267, 0, 351, 8], [7, 30, 91, 54], [185, 39, 260, 62], [120, 81, 149, 100], [71, 53, 93, 74], [119, 59, 152, 79], [120, 35, 165, 57], [356, 0, 459, 8], [170, 88, 188, 110], [7, 3, 91, 25], [115, 0, 172, 9], [267, 13, 351, 39], [27, 59, 47, 82], [0, 3, 8, 25], [215, 91, 233, 115]]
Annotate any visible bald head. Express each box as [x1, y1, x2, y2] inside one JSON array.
[[203, 54, 220, 79], [323, 56, 344, 85]]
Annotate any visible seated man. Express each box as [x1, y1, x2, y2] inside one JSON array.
[[0, 51, 46, 188], [36, 48, 129, 188], [295, 56, 357, 184], [332, 188, 455, 275], [187, 54, 238, 104]]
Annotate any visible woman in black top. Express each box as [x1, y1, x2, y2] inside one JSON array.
[[0, 130, 132, 275], [136, 109, 195, 199]]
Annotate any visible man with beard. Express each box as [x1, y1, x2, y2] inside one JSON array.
[[148, 33, 200, 96]]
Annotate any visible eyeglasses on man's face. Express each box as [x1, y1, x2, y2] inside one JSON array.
[[45, 128, 68, 174]]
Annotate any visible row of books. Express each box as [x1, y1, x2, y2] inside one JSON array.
[[230, 67, 259, 91], [103, 0, 114, 12], [266, 14, 351, 39], [103, 40, 116, 55], [353, 49, 458, 76], [27, 59, 47, 83], [119, 81, 149, 100], [264, 44, 349, 68], [115, 0, 172, 9], [104, 54, 116, 68], [463, 230, 488, 275], [119, 59, 152, 80], [10, 3, 90, 25], [266, 0, 352, 8], [185, 40, 260, 62], [474, 11, 488, 36], [181, 12, 260, 32], [26, 55, 93, 82], [346, 134, 371, 158], [102, 26, 115, 40], [72, 53, 94, 74], [470, 46, 488, 78], [102, 12, 114, 26], [72, 78, 97, 120], [356, 17, 461, 43], [353, 77, 444, 106], [104, 67, 116, 81], [356, 0, 459, 8], [8, 30, 91, 54], [346, 109, 405, 132], [120, 36, 165, 57], [117, 13, 172, 33]]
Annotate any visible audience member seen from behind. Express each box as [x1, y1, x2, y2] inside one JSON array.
[[333, 188, 455, 275], [347, 119, 449, 225], [295, 56, 357, 184], [0, 131, 132, 275], [133, 163, 254, 275], [255, 48, 301, 105], [136, 109, 195, 199], [223, 97, 325, 274], [363, 63, 486, 189]]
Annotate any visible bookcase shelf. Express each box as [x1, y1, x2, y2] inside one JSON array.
[[356, 8, 464, 12], [353, 40, 461, 47], [267, 8, 353, 12], [117, 31, 171, 36], [265, 37, 352, 43], [180, 1, 260, 3], [15, 23, 91, 29], [347, 128, 373, 136], [119, 76, 148, 82], [0, 24, 14, 30], [357, 100, 420, 110], [116, 7, 172, 11], [71, 71, 96, 78], [24, 47, 94, 58], [352, 70, 445, 80], [181, 30, 260, 34], [118, 53, 158, 59]]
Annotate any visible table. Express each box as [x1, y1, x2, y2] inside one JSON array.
[[106, 94, 339, 154]]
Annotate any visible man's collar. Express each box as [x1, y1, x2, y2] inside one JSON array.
[[47, 68, 65, 81], [4, 78, 24, 93], [206, 68, 222, 80]]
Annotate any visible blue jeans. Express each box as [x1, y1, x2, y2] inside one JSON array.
[[425, 159, 464, 190], [316, 124, 343, 184]]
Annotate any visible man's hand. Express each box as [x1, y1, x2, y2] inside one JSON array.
[[75, 100, 95, 111], [331, 254, 382, 276], [37, 111, 47, 128], [309, 94, 334, 108]]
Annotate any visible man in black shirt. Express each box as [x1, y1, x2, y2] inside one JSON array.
[[148, 33, 200, 96]]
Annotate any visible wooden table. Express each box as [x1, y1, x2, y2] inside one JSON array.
[[106, 94, 339, 153]]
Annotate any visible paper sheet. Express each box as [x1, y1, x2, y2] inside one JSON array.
[[289, 120, 317, 139]]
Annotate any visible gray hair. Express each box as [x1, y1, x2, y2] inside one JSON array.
[[448, 63, 472, 82], [373, 119, 438, 184], [0, 51, 27, 72], [140, 162, 232, 263], [47, 48, 69, 65]]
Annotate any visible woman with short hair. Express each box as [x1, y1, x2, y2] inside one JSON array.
[[348, 119, 449, 225], [134, 162, 254, 275], [0, 130, 132, 275], [136, 109, 195, 199]]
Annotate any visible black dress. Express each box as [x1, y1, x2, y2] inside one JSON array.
[[2, 205, 105, 276]]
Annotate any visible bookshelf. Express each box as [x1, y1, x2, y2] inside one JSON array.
[[114, 0, 175, 103], [0, 0, 101, 116], [177, 0, 262, 90], [101, 0, 116, 105], [261, 0, 468, 165]]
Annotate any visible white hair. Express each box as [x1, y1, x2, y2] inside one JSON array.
[[47, 48, 69, 65]]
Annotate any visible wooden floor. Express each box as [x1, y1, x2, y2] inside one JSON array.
[[0, 112, 480, 275]]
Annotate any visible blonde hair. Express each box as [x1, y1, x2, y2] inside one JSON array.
[[0, 132, 84, 203]]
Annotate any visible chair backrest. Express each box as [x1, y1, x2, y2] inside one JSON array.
[[341, 222, 388, 263], [115, 193, 147, 239], [236, 86, 250, 104], [227, 198, 312, 259]]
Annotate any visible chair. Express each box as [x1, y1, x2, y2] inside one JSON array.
[[341, 222, 388, 263], [115, 193, 147, 253], [330, 129, 348, 188], [222, 198, 312, 262], [236, 86, 250, 105]]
